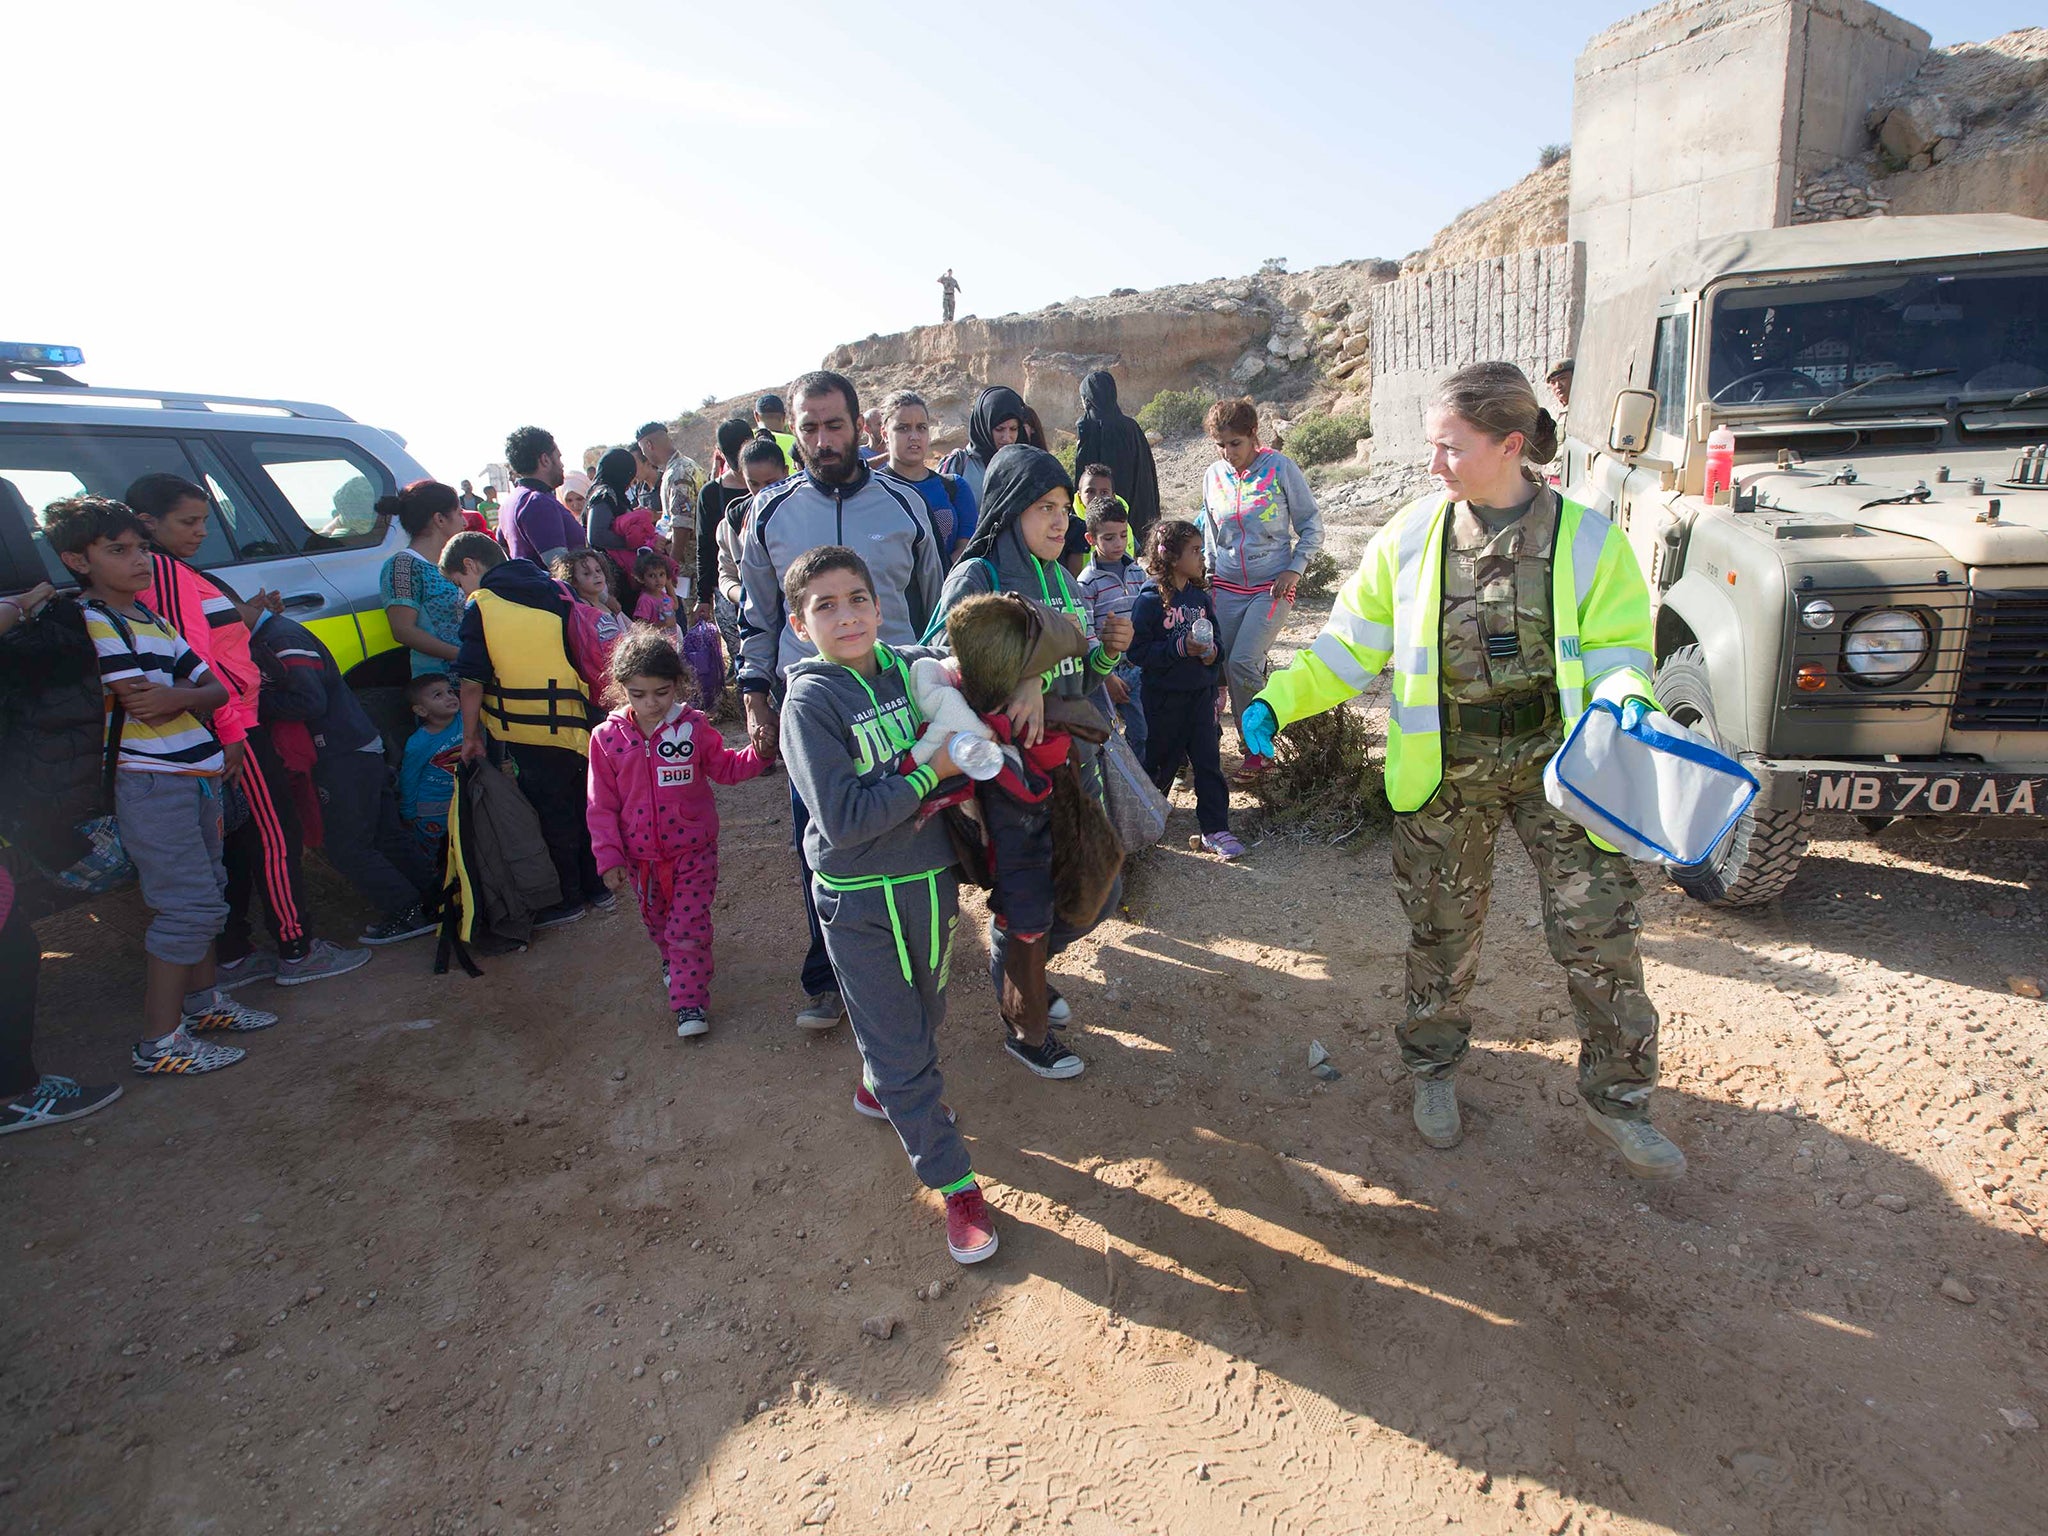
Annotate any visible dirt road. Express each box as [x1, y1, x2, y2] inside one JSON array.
[[5, 577, 2046, 1534]]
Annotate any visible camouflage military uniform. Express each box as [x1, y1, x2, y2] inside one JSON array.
[[1390, 486, 1660, 1118]]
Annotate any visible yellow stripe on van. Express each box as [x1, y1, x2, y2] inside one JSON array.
[[306, 613, 368, 673], [353, 606, 398, 666]]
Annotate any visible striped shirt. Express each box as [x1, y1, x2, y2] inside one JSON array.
[[83, 599, 225, 775]]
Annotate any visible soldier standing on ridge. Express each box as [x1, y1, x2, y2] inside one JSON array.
[[1242, 361, 1686, 1181], [939, 268, 960, 323]]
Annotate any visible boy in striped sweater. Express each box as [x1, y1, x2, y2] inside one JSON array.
[[126, 474, 367, 988], [44, 496, 276, 1074]]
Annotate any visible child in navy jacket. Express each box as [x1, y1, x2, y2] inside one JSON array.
[[1128, 519, 1242, 860]]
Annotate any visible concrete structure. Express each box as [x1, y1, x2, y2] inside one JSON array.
[[1569, 0, 1929, 303], [1368, 244, 1583, 463]]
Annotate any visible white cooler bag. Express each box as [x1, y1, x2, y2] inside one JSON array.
[[1543, 699, 1759, 867]]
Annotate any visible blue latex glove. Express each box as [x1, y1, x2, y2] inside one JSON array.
[[1241, 699, 1278, 757], [1620, 696, 1656, 732]]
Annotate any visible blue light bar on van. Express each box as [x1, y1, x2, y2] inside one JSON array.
[[1, 343, 84, 368]]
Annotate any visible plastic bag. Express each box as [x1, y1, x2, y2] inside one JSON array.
[[1544, 699, 1758, 867], [682, 621, 724, 712], [1100, 723, 1168, 854]]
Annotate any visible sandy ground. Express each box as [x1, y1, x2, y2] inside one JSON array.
[[4, 472, 2045, 1533]]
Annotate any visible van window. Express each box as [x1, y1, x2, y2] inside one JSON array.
[[0, 431, 229, 587], [246, 439, 393, 552], [1649, 316, 1691, 441], [185, 440, 294, 560]]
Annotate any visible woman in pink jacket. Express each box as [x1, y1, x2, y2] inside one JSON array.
[[587, 629, 766, 1038]]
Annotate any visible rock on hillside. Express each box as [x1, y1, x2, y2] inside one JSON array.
[[1871, 29, 2048, 220], [820, 276, 1270, 451], [1793, 29, 2048, 224], [1402, 154, 1570, 273]]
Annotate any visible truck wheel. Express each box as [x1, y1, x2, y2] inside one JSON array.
[[1653, 644, 1811, 908]]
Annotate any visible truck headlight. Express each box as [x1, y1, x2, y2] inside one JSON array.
[[1800, 598, 1836, 630], [1841, 609, 1929, 685]]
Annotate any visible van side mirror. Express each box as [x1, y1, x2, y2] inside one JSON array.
[[1609, 389, 1658, 455]]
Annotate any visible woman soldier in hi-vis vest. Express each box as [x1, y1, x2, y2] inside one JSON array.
[[1243, 361, 1686, 1180]]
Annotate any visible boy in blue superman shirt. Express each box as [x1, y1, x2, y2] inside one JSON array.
[[398, 673, 462, 850]]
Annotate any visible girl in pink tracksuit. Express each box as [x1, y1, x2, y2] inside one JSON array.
[[586, 629, 767, 1038]]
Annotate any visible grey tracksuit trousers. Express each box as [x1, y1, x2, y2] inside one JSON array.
[[1211, 584, 1294, 742], [813, 868, 969, 1191]]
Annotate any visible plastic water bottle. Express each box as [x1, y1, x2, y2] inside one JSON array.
[[1704, 424, 1736, 503], [1189, 617, 1215, 654], [949, 732, 1002, 781]]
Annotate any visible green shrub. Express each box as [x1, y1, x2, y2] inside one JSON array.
[[1136, 388, 1215, 438], [1285, 411, 1372, 467], [1250, 704, 1391, 844], [1304, 461, 1374, 493], [1296, 550, 1341, 602]]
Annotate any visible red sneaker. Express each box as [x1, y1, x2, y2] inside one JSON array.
[[945, 1183, 998, 1264], [1229, 752, 1275, 787], [854, 1081, 956, 1124]]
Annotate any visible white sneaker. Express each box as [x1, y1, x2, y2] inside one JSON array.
[[183, 991, 279, 1033], [133, 1029, 245, 1075]]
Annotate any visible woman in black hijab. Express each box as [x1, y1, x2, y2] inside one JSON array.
[[924, 445, 1134, 1076], [585, 447, 641, 600], [1073, 370, 1160, 540], [939, 385, 1028, 510]]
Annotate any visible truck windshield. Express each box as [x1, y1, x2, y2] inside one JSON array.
[[1707, 264, 2048, 408]]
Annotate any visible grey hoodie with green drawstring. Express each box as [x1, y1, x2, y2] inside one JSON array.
[[779, 642, 956, 881]]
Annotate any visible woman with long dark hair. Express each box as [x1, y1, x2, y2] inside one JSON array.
[[377, 480, 468, 676]]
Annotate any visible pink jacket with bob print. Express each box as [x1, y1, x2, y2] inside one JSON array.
[[585, 702, 766, 873]]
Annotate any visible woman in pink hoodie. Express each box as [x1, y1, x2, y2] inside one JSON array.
[[586, 629, 766, 1038]]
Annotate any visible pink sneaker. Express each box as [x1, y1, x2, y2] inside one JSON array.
[[853, 1081, 955, 1124], [1229, 752, 1275, 787], [945, 1184, 998, 1264]]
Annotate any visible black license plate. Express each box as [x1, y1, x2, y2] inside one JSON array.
[[1806, 770, 2047, 817]]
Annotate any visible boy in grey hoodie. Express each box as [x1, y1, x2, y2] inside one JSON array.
[[776, 545, 998, 1266]]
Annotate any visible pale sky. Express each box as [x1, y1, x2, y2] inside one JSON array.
[[12, 0, 2029, 482]]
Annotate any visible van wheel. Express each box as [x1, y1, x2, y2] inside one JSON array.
[[1653, 644, 1810, 908]]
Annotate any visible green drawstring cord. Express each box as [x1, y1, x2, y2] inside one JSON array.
[[815, 867, 944, 985]]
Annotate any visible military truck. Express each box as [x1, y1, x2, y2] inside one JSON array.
[[1563, 214, 2048, 906]]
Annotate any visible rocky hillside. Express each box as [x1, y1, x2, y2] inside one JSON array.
[[671, 152, 1572, 463], [1793, 28, 2048, 223], [1401, 153, 1570, 273], [678, 258, 1403, 461]]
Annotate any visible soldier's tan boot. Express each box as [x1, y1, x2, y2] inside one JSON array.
[[1582, 1101, 1687, 1180], [1412, 1076, 1462, 1149]]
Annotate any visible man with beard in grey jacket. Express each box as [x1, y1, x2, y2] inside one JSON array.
[[738, 370, 945, 1033]]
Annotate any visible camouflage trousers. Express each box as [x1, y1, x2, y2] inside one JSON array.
[[1388, 726, 1659, 1119]]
